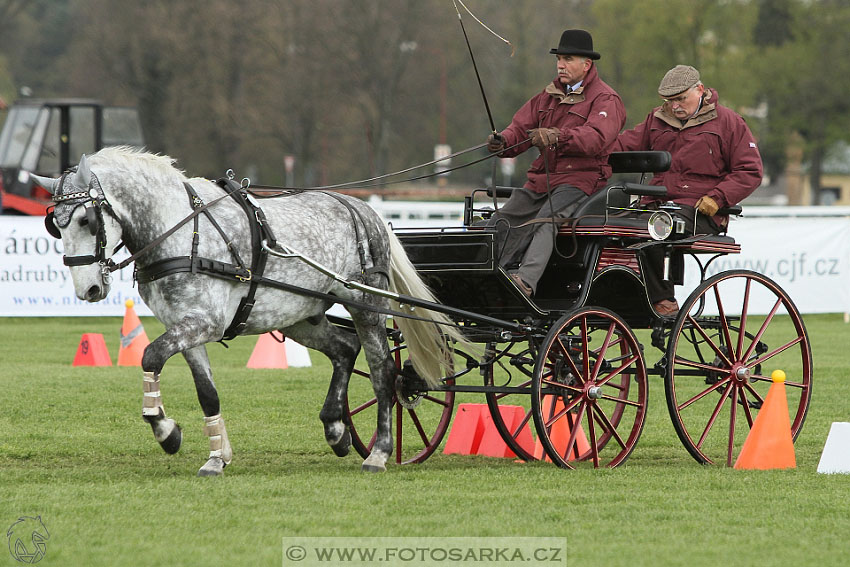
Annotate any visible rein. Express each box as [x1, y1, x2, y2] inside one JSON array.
[[249, 140, 529, 194]]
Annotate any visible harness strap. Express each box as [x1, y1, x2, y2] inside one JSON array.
[[319, 191, 389, 281], [216, 178, 277, 341]]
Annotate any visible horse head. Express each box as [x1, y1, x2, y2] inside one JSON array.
[[36, 154, 124, 302]]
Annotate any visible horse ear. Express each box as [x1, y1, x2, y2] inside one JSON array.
[[74, 154, 91, 190], [31, 174, 60, 195]]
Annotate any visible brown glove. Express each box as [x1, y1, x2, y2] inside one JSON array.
[[487, 133, 505, 153], [529, 127, 559, 149], [695, 195, 720, 216]]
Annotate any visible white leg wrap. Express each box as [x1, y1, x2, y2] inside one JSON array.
[[203, 414, 232, 465], [142, 372, 164, 418]]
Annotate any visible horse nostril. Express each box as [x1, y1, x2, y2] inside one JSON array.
[[86, 285, 102, 301]]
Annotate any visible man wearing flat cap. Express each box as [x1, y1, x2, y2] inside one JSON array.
[[616, 64, 763, 316], [486, 29, 626, 298]]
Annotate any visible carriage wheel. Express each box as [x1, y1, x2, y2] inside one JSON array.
[[665, 270, 812, 465], [531, 307, 648, 469], [482, 340, 537, 461], [345, 331, 455, 465]]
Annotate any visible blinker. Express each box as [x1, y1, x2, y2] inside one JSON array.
[[85, 205, 99, 235], [45, 212, 61, 239]]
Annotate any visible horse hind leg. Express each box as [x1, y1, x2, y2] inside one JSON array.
[[142, 372, 183, 454], [283, 320, 360, 459], [347, 309, 396, 473]]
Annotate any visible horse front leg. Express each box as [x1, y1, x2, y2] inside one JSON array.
[[140, 315, 220, 464], [182, 346, 232, 477]]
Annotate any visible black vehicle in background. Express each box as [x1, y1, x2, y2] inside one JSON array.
[[0, 98, 144, 215]]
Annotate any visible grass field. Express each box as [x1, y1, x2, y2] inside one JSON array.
[[1, 314, 849, 566]]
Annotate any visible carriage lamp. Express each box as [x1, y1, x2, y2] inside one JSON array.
[[647, 210, 674, 240]]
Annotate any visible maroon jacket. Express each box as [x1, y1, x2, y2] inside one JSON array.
[[497, 64, 626, 195], [615, 88, 763, 217]]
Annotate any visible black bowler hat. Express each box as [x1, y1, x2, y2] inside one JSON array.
[[549, 29, 600, 60]]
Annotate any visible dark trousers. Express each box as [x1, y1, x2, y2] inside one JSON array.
[[488, 185, 587, 293], [644, 205, 723, 303]]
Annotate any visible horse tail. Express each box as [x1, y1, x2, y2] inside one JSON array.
[[385, 228, 473, 388]]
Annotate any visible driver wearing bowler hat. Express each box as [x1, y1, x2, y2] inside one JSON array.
[[485, 29, 626, 298]]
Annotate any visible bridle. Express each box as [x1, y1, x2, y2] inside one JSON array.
[[45, 171, 116, 287]]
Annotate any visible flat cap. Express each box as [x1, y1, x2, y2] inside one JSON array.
[[658, 65, 700, 97]]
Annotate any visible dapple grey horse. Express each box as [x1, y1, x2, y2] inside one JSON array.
[[36, 147, 464, 476]]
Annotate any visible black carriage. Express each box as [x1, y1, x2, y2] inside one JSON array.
[[338, 151, 812, 469]]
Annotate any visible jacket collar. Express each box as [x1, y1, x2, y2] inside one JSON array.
[[545, 64, 598, 104], [655, 87, 719, 129]]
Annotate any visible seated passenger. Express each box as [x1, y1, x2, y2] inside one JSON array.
[[485, 29, 625, 297], [615, 65, 763, 316]]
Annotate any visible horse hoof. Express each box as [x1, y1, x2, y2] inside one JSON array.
[[159, 423, 183, 455], [330, 429, 351, 457], [361, 462, 386, 473], [198, 457, 226, 477]]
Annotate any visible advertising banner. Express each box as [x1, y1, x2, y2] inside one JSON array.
[[2, 214, 849, 316]]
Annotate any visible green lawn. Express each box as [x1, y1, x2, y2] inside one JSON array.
[[1, 315, 848, 566]]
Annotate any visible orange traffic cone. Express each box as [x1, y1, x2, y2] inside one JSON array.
[[247, 332, 289, 369], [532, 397, 591, 462], [477, 405, 535, 458], [73, 333, 112, 366], [118, 299, 150, 366], [734, 370, 796, 470], [443, 403, 487, 455]]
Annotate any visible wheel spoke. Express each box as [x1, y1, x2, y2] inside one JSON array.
[[350, 397, 378, 416], [713, 284, 735, 362], [422, 394, 451, 407], [598, 393, 643, 408], [554, 335, 584, 385], [594, 354, 640, 388], [543, 395, 582, 427], [673, 355, 730, 373], [541, 377, 583, 394], [748, 336, 803, 369], [678, 377, 730, 411], [727, 386, 738, 466], [696, 382, 733, 450], [742, 382, 766, 406], [589, 322, 617, 383], [735, 278, 752, 359], [587, 403, 600, 467], [512, 409, 533, 440], [591, 403, 626, 450], [407, 408, 431, 446], [396, 403, 403, 463], [739, 388, 755, 428], [560, 401, 588, 463], [684, 314, 734, 367], [581, 317, 590, 380], [741, 297, 783, 361]]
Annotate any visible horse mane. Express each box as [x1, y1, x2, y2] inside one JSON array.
[[91, 146, 187, 181]]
